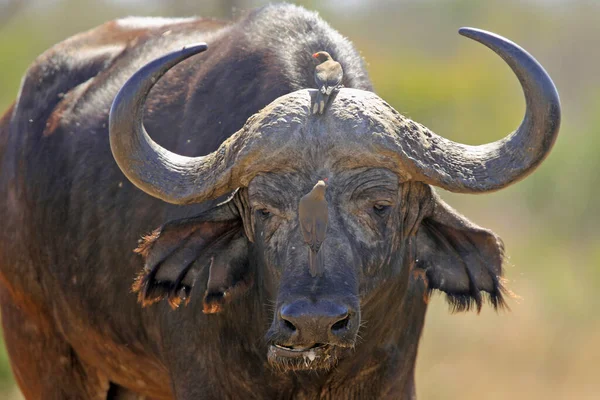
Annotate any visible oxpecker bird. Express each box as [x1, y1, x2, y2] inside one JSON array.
[[299, 180, 329, 277], [312, 51, 343, 114]]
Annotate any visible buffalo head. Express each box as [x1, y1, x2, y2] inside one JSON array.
[[109, 29, 560, 372]]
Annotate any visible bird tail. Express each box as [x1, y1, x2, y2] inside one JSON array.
[[308, 248, 325, 277], [309, 248, 318, 276], [312, 101, 319, 114], [313, 91, 326, 115]]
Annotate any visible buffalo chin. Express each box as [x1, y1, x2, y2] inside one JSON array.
[[267, 344, 345, 372]]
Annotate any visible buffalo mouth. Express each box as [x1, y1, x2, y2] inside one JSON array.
[[267, 343, 345, 372]]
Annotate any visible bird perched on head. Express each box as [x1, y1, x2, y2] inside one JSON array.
[[312, 51, 343, 114], [299, 180, 329, 277]]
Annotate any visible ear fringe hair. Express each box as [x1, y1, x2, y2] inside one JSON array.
[[131, 270, 168, 307], [425, 274, 514, 313], [134, 228, 161, 258], [131, 269, 192, 309], [132, 227, 197, 309]]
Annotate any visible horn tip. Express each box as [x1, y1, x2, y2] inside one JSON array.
[[458, 27, 490, 41], [458, 28, 519, 54], [182, 42, 208, 54]]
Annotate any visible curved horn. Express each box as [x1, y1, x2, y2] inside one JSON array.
[[110, 43, 271, 205], [110, 43, 317, 205], [401, 28, 561, 193], [109, 43, 219, 204]]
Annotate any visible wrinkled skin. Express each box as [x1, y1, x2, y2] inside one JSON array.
[[0, 3, 559, 400], [257, 169, 401, 369]]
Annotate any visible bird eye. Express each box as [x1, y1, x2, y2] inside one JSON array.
[[373, 203, 390, 216]]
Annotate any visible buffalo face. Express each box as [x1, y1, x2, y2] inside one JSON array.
[[252, 169, 402, 370], [109, 29, 560, 373]]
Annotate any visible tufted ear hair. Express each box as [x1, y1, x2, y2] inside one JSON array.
[[133, 190, 253, 313], [414, 192, 508, 312]]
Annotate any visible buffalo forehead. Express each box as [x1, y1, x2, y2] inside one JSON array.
[[248, 168, 399, 210], [240, 88, 412, 178]]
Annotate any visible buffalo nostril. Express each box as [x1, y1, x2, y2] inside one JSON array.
[[279, 301, 354, 343], [331, 314, 350, 332], [283, 318, 297, 332]]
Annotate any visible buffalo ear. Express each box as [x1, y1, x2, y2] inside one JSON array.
[[414, 194, 508, 312], [133, 194, 252, 312], [202, 229, 251, 314]]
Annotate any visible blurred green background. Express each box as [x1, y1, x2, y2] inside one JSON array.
[[0, 0, 598, 399]]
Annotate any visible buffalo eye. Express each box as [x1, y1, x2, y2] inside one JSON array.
[[372, 203, 391, 217], [257, 208, 272, 220]]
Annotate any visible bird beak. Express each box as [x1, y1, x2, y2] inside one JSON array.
[[312, 53, 319, 58]]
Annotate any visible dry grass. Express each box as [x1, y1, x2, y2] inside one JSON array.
[[417, 281, 600, 400]]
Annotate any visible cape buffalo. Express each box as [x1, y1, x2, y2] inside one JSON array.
[[0, 4, 560, 399]]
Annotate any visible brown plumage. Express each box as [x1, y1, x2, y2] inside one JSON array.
[[299, 180, 329, 277], [312, 51, 343, 114]]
